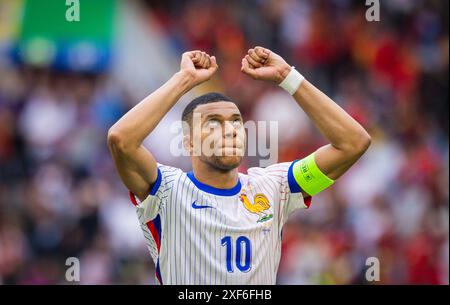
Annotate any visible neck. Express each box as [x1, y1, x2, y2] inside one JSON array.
[[191, 159, 239, 189]]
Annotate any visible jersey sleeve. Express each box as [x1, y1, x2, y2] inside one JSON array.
[[263, 161, 312, 224], [129, 163, 182, 224]]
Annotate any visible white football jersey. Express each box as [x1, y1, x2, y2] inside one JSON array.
[[129, 161, 311, 285]]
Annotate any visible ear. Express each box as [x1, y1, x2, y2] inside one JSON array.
[[183, 134, 193, 155]]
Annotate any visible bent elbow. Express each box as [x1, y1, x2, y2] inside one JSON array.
[[354, 131, 372, 156], [107, 128, 127, 152], [340, 130, 371, 158]]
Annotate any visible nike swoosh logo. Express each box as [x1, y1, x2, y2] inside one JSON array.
[[191, 201, 215, 209]]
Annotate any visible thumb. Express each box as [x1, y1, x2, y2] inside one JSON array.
[[181, 52, 195, 69], [241, 58, 258, 79], [209, 56, 219, 72]]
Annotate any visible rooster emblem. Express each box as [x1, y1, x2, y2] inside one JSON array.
[[240, 189, 273, 223]]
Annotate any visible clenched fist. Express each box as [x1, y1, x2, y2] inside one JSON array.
[[180, 51, 218, 87], [241, 46, 292, 84]]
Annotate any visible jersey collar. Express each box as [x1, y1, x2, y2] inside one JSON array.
[[187, 172, 242, 196]]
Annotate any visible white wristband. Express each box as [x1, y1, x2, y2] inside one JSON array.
[[278, 66, 304, 95]]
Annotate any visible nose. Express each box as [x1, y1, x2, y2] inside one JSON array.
[[223, 121, 237, 138]]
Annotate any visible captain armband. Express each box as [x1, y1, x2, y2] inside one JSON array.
[[292, 153, 334, 196]]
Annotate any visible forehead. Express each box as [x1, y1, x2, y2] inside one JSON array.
[[193, 101, 241, 118]]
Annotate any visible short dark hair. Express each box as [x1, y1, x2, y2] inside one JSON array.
[[181, 92, 237, 124]]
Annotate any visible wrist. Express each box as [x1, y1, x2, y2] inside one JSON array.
[[175, 70, 196, 93], [278, 66, 305, 95], [278, 64, 292, 84]]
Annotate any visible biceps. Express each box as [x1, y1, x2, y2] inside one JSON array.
[[313, 144, 361, 180], [110, 145, 158, 200]]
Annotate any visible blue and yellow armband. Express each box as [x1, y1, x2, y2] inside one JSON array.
[[291, 153, 334, 196]]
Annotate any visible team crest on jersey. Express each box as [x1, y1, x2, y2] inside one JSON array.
[[240, 187, 273, 223]]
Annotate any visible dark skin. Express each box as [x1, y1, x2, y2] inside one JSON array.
[[183, 98, 367, 200], [186, 102, 245, 190], [108, 48, 371, 201]]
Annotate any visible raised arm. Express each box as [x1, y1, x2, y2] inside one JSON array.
[[107, 51, 218, 200], [241, 46, 371, 194]]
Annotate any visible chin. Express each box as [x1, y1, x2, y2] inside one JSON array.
[[212, 155, 242, 171]]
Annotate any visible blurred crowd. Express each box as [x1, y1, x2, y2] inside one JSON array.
[[0, 0, 448, 284]]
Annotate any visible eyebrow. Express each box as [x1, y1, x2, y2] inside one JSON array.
[[203, 113, 242, 121], [229, 113, 243, 120]]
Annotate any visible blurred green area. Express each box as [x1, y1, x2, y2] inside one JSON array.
[[0, 0, 117, 71], [20, 0, 116, 42]]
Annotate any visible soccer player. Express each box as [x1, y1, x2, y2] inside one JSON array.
[[107, 47, 371, 284]]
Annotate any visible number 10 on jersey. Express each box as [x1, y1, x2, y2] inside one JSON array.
[[221, 236, 252, 273]]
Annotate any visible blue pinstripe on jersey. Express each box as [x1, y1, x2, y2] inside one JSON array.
[[132, 162, 309, 284]]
